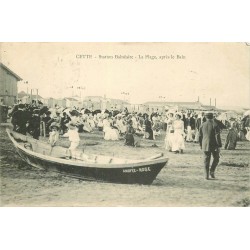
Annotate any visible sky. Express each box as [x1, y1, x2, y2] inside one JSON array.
[[1, 42, 249, 108]]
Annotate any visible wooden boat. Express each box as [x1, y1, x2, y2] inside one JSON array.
[[6, 129, 168, 185]]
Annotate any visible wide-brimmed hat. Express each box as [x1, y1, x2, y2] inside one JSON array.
[[49, 122, 60, 130], [166, 111, 175, 117], [205, 112, 214, 119], [175, 112, 183, 119], [69, 110, 79, 116], [33, 109, 40, 115], [18, 104, 25, 109]]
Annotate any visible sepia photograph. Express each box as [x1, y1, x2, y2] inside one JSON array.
[[1, 1, 250, 249], [0, 42, 249, 207]]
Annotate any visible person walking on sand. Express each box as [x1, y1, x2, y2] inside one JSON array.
[[164, 111, 175, 151], [199, 112, 222, 180], [224, 121, 238, 150], [171, 113, 185, 153]]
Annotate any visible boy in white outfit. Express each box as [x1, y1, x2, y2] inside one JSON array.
[[48, 122, 60, 147], [62, 123, 80, 159]]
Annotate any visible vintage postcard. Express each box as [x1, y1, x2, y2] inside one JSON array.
[[0, 42, 249, 207]]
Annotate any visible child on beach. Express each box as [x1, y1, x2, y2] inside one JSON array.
[[124, 119, 135, 146], [48, 122, 60, 147], [62, 122, 80, 159]]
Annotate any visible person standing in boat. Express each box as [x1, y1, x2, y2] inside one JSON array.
[[62, 122, 80, 159], [53, 110, 62, 131], [48, 122, 60, 146]]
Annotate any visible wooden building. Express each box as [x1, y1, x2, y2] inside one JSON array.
[[0, 63, 22, 106], [18, 91, 44, 104], [142, 101, 217, 113], [83, 95, 131, 111]]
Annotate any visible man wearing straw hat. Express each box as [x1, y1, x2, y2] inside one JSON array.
[[199, 112, 222, 180]]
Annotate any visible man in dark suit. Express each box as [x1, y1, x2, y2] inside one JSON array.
[[184, 113, 196, 142], [11, 104, 30, 135], [199, 112, 222, 180]]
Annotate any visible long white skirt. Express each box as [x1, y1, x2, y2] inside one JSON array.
[[194, 129, 199, 142], [165, 132, 174, 151], [103, 127, 119, 141], [171, 129, 185, 151], [245, 127, 250, 141], [186, 126, 193, 141]]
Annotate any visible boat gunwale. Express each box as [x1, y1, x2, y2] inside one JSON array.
[[6, 129, 168, 169]]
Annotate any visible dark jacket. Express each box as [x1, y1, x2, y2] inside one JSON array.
[[199, 119, 222, 152], [184, 116, 195, 130]]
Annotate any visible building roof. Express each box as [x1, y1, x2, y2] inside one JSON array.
[[142, 101, 220, 110], [201, 105, 217, 110], [0, 63, 22, 81], [143, 101, 201, 105], [18, 91, 43, 99], [83, 95, 130, 104], [65, 97, 79, 101], [84, 95, 103, 99]]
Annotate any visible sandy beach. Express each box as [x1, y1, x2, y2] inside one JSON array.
[[0, 124, 249, 207]]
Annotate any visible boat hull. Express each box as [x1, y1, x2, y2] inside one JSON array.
[[7, 129, 168, 185], [16, 147, 166, 184]]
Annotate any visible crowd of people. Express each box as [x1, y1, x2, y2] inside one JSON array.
[[5, 100, 250, 179], [8, 101, 250, 155]]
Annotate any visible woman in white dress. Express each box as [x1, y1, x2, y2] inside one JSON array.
[[103, 117, 119, 141], [245, 127, 250, 141], [88, 115, 96, 130], [171, 113, 185, 153], [114, 114, 127, 135], [164, 112, 175, 151]]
